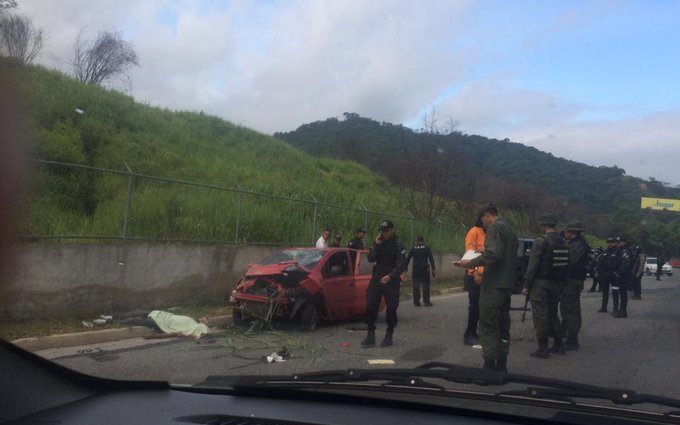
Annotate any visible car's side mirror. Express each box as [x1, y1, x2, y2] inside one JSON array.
[[330, 265, 344, 275]]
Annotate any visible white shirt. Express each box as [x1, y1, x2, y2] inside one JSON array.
[[316, 236, 328, 248]]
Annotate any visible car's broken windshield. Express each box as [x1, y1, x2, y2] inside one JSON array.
[[260, 250, 324, 269]]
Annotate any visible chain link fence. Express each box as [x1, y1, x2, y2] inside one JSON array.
[[20, 158, 467, 251]]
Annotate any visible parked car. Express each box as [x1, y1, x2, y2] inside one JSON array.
[[644, 257, 673, 276], [669, 258, 680, 268], [230, 247, 383, 330]]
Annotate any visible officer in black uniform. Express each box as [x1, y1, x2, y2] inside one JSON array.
[[613, 236, 632, 318], [406, 235, 436, 307], [588, 247, 603, 292], [656, 253, 664, 281], [347, 227, 367, 250], [361, 220, 408, 348], [596, 238, 618, 313], [330, 234, 342, 247]]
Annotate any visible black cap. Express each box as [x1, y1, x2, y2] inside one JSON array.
[[355, 227, 367, 233], [616, 236, 626, 243], [606, 237, 615, 243], [379, 220, 394, 230], [335, 234, 342, 240]]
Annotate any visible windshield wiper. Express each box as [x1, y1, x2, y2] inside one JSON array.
[[201, 361, 680, 413]]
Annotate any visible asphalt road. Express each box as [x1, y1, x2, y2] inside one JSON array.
[[52, 274, 680, 400]]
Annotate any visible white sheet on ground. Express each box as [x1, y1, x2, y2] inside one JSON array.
[[147, 310, 210, 339]]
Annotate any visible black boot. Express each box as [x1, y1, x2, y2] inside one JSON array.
[[614, 310, 628, 318], [530, 338, 550, 359], [380, 328, 394, 347], [361, 330, 376, 348], [598, 307, 607, 313], [564, 335, 580, 351], [496, 356, 508, 373], [463, 331, 479, 346], [483, 358, 496, 370], [549, 338, 566, 355]]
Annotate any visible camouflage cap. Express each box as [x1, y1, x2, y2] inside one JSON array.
[[539, 214, 558, 226], [565, 220, 585, 232]]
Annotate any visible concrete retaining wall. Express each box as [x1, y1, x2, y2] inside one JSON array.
[[1, 242, 463, 319]]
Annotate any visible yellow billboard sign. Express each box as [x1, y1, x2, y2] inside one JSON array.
[[641, 197, 680, 212]]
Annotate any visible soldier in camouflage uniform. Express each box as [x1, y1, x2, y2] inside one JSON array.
[[458, 205, 519, 373], [560, 220, 590, 351], [523, 214, 570, 359]]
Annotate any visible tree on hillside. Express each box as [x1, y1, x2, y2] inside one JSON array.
[[0, 13, 45, 64], [0, 0, 17, 10], [72, 29, 139, 89]]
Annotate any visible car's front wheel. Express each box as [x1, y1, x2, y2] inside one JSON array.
[[298, 302, 320, 331]]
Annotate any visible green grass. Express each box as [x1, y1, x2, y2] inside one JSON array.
[[9, 60, 465, 250]]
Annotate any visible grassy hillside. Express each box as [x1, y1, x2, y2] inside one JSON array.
[[11, 61, 466, 249], [276, 114, 680, 256]]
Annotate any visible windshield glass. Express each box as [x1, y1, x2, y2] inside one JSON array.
[[259, 250, 324, 269], [1, 0, 680, 419]]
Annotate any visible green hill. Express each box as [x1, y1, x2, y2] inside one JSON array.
[[276, 113, 680, 256], [11, 61, 465, 249]]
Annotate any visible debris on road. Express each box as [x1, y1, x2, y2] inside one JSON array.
[[367, 359, 395, 365]]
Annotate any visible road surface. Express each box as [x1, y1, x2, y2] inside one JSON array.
[[49, 274, 680, 399]]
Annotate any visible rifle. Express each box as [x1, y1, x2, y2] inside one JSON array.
[[521, 292, 530, 323]]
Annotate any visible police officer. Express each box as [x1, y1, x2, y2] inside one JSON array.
[[522, 214, 570, 359], [560, 220, 590, 351], [347, 227, 367, 250], [588, 247, 603, 292], [361, 220, 408, 348], [457, 205, 518, 372], [406, 235, 436, 307], [630, 246, 645, 300], [656, 253, 664, 281], [612, 236, 632, 318], [330, 234, 342, 247], [596, 237, 618, 313]]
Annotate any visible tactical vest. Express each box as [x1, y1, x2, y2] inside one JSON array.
[[537, 233, 570, 281]]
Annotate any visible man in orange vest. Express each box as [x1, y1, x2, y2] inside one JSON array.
[[463, 213, 485, 346]]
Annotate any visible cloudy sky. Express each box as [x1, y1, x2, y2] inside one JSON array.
[[14, 0, 680, 185]]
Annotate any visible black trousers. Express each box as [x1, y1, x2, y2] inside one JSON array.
[[464, 275, 480, 336], [600, 275, 612, 309], [615, 278, 629, 313], [632, 275, 642, 297], [589, 275, 600, 291], [412, 274, 430, 304], [365, 280, 400, 331]]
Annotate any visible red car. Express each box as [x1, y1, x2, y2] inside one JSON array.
[[669, 258, 680, 268], [230, 247, 384, 330]]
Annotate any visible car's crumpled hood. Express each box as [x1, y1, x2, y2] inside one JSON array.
[[246, 261, 299, 277]]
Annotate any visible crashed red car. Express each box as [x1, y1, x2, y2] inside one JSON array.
[[230, 247, 384, 330]]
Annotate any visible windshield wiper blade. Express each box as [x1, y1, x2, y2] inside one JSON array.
[[496, 386, 680, 410], [203, 361, 680, 412]]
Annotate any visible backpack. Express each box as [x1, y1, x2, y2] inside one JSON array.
[[538, 234, 570, 282]]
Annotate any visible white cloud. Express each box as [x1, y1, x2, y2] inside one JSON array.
[[13, 1, 680, 185], [437, 77, 680, 184], [18, 0, 470, 131]]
